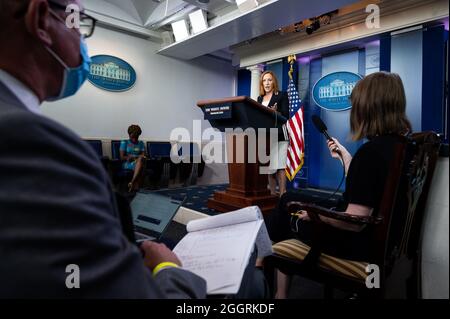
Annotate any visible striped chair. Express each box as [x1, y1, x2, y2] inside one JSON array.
[[264, 132, 441, 298], [273, 239, 369, 282]]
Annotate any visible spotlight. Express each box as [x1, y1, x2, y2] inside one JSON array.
[[312, 19, 321, 30], [306, 19, 320, 35], [294, 22, 304, 33]]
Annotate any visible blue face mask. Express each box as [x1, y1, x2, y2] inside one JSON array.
[[45, 37, 91, 101]]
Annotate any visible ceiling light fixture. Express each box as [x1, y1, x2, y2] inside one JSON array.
[[189, 9, 208, 34], [306, 19, 320, 35], [279, 10, 335, 36], [171, 19, 190, 42]]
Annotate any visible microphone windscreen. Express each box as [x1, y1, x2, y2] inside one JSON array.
[[312, 115, 327, 133]]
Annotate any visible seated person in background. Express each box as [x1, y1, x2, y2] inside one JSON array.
[[267, 71, 412, 298], [121, 124, 146, 192]]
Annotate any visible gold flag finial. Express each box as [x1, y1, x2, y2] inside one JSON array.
[[288, 54, 296, 80]]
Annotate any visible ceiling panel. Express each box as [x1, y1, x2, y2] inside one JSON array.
[[102, 0, 142, 23], [87, 0, 372, 60], [95, 0, 237, 28], [130, 0, 162, 23], [158, 0, 361, 59], [85, 0, 143, 25], [183, 0, 236, 13]]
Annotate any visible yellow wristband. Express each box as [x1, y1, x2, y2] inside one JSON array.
[[152, 262, 179, 276]]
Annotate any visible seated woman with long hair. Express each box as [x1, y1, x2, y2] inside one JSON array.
[[268, 71, 412, 298]]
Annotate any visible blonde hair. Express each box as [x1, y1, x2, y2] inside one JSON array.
[[350, 72, 412, 141], [259, 71, 280, 96]]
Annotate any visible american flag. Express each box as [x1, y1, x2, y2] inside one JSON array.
[[285, 78, 305, 181]]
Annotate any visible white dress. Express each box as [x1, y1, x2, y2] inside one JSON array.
[[262, 100, 289, 174]]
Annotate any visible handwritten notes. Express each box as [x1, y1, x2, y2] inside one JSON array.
[[173, 206, 271, 294]]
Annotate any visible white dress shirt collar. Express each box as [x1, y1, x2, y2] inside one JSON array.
[[0, 68, 41, 114]]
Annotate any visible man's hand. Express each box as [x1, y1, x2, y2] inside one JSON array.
[[271, 103, 278, 111], [140, 241, 182, 271], [298, 210, 311, 221]]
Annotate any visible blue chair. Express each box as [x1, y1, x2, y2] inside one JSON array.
[[85, 139, 103, 156], [84, 139, 109, 169]]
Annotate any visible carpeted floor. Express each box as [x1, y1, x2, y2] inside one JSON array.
[[148, 183, 229, 215], [146, 184, 343, 216]]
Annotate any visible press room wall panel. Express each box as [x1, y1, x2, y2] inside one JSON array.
[[391, 29, 423, 132], [41, 26, 236, 141], [306, 58, 324, 189], [265, 61, 284, 89], [237, 69, 251, 97], [313, 50, 361, 190], [422, 25, 447, 137], [366, 40, 381, 75]]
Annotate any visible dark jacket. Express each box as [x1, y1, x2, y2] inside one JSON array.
[[257, 91, 289, 141], [0, 81, 206, 298]]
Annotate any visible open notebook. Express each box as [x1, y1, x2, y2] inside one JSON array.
[[173, 206, 272, 295]]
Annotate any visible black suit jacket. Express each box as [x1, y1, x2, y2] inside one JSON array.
[[0, 81, 206, 298], [257, 91, 289, 141]]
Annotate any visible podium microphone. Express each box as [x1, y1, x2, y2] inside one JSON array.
[[311, 115, 340, 154]]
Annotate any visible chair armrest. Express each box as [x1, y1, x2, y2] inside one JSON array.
[[287, 201, 383, 225]]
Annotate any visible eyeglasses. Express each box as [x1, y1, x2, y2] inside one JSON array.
[[47, 0, 97, 38]]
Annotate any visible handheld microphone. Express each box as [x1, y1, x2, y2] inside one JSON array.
[[312, 115, 340, 154], [307, 116, 346, 206]]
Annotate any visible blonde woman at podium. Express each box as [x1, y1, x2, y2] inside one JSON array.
[[257, 71, 290, 196]]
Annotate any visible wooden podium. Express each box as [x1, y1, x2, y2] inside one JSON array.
[[197, 96, 287, 216]]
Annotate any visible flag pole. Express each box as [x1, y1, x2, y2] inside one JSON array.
[[285, 54, 305, 183], [286, 54, 296, 182], [288, 54, 296, 81]]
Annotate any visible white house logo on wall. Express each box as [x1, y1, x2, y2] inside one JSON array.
[[88, 55, 136, 92], [312, 72, 363, 111]]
